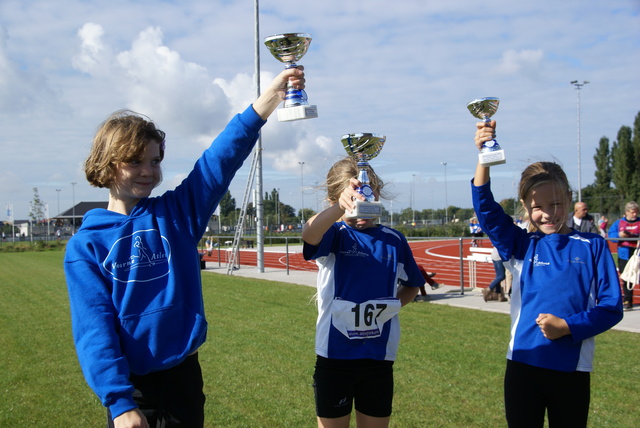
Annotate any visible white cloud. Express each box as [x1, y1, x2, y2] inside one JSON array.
[[0, 0, 639, 219], [72, 25, 231, 139], [0, 25, 57, 114], [66, 21, 329, 210], [268, 134, 335, 174], [213, 73, 256, 117], [493, 49, 545, 78], [71, 23, 108, 74]]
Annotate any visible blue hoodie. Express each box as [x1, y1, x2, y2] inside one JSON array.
[[472, 179, 623, 372], [64, 106, 264, 419]]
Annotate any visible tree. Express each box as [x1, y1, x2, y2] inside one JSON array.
[[584, 111, 639, 216], [611, 125, 635, 201], [499, 198, 519, 217], [29, 187, 46, 223], [262, 189, 296, 225], [299, 208, 316, 223], [631, 111, 640, 200], [281, 205, 296, 222], [581, 184, 622, 216], [581, 136, 622, 215], [593, 137, 612, 190], [219, 191, 236, 217]]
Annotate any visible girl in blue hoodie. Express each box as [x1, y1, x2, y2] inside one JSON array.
[[471, 120, 623, 427], [64, 68, 305, 428]]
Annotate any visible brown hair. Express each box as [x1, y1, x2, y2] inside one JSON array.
[[518, 161, 571, 215], [84, 110, 166, 188], [325, 157, 387, 204]]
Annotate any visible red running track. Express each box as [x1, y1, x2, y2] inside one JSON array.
[[202, 239, 496, 289], [203, 238, 638, 302]]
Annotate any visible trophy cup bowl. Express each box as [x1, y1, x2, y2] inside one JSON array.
[[264, 33, 318, 122], [467, 97, 506, 166], [341, 133, 386, 219]]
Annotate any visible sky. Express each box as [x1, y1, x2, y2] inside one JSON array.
[[1, 0, 639, 222]]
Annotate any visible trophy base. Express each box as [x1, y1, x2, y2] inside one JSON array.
[[277, 105, 318, 122], [345, 200, 383, 219], [479, 150, 506, 167]]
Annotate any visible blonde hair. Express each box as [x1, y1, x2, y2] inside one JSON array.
[[325, 157, 387, 204], [84, 110, 166, 188]]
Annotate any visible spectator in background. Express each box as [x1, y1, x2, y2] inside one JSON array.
[[608, 201, 640, 311], [483, 247, 508, 302], [469, 217, 484, 247], [598, 215, 609, 238], [414, 265, 443, 302], [566, 201, 598, 234]]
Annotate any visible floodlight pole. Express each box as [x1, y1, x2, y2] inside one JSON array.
[[570, 80, 589, 202], [299, 162, 305, 224], [276, 188, 280, 225], [71, 182, 76, 235], [254, 0, 264, 272], [56, 189, 61, 216], [411, 174, 416, 224], [441, 162, 448, 223]]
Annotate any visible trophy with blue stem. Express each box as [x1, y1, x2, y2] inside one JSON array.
[[467, 97, 505, 166], [264, 33, 318, 122], [341, 133, 386, 218]]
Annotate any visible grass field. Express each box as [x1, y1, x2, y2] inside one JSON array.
[[1, 251, 638, 427]]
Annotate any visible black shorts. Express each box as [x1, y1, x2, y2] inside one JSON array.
[[504, 359, 590, 427], [313, 356, 394, 418], [107, 353, 205, 428]]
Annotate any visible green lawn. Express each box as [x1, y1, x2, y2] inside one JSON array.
[[0, 252, 638, 427]]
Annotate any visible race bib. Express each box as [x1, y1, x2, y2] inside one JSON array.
[[331, 298, 401, 340]]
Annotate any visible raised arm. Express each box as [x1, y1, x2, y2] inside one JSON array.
[[473, 120, 497, 187], [302, 177, 364, 246], [252, 67, 306, 120]]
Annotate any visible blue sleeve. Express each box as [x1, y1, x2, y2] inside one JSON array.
[[303, 223, 338, 261], [564, 238, 624, 342], [471, 178, 528, 261], [158, 106, 265, 243], [64, 251, 137, 419]]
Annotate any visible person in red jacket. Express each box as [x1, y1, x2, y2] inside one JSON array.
[[616, 201, 639, 310], [414, 265, 443, 301]]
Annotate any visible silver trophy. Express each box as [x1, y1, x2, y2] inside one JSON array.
[[467, 97, 505, 166], [264, 33, 318, 122], [341, 133, 386, 218]]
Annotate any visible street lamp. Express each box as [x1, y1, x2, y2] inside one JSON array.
[[411, 174, 416, 224], [441, 162, 448, 223], [430, 190, 434, 221], [56, 189, 61, 217], [298, 161, 305, 224], [71, 182, 76, 235], [276, 188, 280, 226], [570, 80, 589, 202]]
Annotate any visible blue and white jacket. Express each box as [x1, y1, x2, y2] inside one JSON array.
[[472, 180, 623, 372], [304, 222, 423, 361]]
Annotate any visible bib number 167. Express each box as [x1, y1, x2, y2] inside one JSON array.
[[351, 302, 388, 327]]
